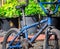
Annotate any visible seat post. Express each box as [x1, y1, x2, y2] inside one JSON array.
[[21, 8, 26, 26]]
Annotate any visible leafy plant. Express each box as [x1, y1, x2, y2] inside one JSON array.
[[0, 0, 60, 18], [0, 0, 25, 18], [25, 0, 46, 16]]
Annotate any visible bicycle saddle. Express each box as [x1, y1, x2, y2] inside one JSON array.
[[16, 0, 29, 9]]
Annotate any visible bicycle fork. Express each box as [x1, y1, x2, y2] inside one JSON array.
[[44, 28, 59, 49]]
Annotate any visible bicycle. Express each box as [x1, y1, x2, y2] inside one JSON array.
[[2, 0, 60, 49]]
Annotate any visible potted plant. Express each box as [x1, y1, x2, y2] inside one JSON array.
[[0, 0, 60, 32]]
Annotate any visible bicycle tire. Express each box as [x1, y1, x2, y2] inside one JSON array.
[[50, 28, 60, 39], [2, 28, 19, 49], [43, 29, 59, 49]]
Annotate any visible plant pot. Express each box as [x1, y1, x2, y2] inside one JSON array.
[[0, 17, 18, 31], [0, 18, 10, 31], [51, 17, 60, 30], [7, 18, 18, 28]]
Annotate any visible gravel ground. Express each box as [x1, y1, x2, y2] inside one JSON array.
[[0, 44, 2, 49], [58, 40, 60, 49], [0, 40, 60, 49], [29, 40, 60, 49], [0, 30, 60, 49]]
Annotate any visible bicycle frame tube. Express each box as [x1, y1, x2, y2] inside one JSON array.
[[47, 16, 52, 26], [21, 18, 47, 32], [9, 30, 22, 46], [30, 23, 48, 43], [9, 45, 22, 49]]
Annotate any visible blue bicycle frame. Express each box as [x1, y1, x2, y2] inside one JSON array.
[[8, 0, 60, 48], [9, 18, 48, 48]]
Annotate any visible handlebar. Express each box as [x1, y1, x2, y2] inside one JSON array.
[[37, 0, 60, 15], [16, 0, 29, 9]]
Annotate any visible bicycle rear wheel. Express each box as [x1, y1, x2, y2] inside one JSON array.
[[2, 28, 19, 49]]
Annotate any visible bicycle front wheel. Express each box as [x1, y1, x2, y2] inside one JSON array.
[[43, 29, 59, 49]]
